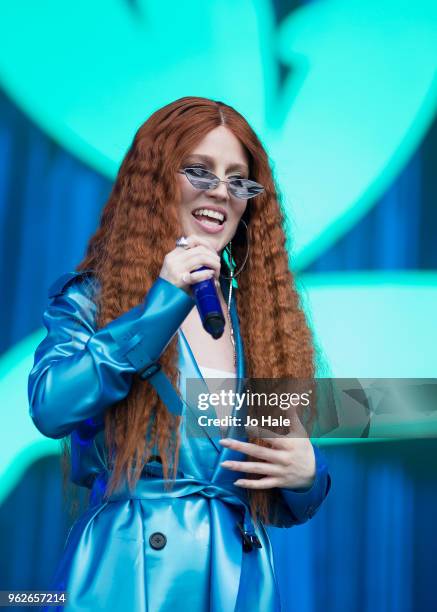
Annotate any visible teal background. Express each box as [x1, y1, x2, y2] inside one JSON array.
[[1, 1, 437, 610]]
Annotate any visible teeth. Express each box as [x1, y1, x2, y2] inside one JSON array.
[[193, 208, 225, 223]]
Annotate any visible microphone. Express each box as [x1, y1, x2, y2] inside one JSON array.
[[191, 267, 225, 339]]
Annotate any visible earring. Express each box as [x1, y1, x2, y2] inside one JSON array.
[[220, 218, 250, 281]]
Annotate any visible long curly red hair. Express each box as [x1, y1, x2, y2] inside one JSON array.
[[64, 96, 315, 525]]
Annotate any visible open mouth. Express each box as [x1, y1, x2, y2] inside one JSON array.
[[191, 208, 226, 226]]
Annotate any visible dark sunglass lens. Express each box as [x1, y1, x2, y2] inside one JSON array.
[[229, 179, 264, 199], [185, 167, 218, 189]]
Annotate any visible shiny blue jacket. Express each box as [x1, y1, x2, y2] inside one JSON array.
[[28, 271, 331, 612]]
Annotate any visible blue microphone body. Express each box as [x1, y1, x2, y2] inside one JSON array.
[[191, 267, 225, 339]]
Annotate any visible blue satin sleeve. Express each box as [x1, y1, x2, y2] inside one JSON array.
[[263, 444, 330, 528], [272, 444, 331, 527], [28, 272, 195, 439]]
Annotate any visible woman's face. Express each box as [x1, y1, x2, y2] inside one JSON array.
[[177, 125, 249, 253]]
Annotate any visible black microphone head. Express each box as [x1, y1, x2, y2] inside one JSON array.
[[204, 314, 225, 339]]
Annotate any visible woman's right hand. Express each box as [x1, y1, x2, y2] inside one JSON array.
[[159, 235, 222, 294]]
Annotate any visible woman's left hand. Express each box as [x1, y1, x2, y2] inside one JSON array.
[[219, 425, 316, 490]]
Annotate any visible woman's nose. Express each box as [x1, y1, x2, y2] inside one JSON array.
[[208, 180, 229, 200]]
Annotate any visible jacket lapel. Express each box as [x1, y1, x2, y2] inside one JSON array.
[[178, 329, 222, 452], [177, 276, 247, 456]]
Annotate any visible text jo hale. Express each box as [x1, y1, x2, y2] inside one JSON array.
[[198, 414, 297, 428]]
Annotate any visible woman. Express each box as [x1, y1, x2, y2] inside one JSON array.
[[28, 96, 331, 611]]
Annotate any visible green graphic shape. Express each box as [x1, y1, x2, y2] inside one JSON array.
[[1, 272, 436, 505], [1, 0, 436, 267]]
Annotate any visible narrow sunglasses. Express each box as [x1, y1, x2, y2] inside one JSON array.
[[178, 167, 264, 199]]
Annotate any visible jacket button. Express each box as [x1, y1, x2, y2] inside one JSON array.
[[149, 532, 167, 550]]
